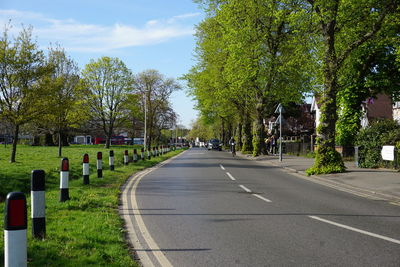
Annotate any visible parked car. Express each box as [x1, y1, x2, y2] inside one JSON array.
[[208, 139, 222, 151]]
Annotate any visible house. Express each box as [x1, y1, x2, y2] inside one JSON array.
[[393, 101, 400, 125], [360, 94, 393, 127], [310, 96, 321, 129], [265, 103, 315, 136], [311, 94, 393, 129]]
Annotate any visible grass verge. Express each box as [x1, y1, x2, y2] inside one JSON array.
[[0, 145, 184, 266]]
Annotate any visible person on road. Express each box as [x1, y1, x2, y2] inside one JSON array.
[[229, 136, 236, 157]]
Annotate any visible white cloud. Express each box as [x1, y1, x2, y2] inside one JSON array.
[[0, 9, 198, 52]]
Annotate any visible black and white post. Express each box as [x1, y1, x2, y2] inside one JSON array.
[[60, 158, 70, 202], [109, 150, 115, 171], [124, 150, 129, 165], [147, 148, 151, 160], [133, 149, 138, 163], [4, 192, 27, 267], [83, 153, 90, 185], [141, 148, 145, 161], [31, 170, 45, 239], [97, 152, 103, 178]]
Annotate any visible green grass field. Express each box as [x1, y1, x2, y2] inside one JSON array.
[[0, 144, 183, 266]]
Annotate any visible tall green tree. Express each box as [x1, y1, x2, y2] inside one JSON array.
[[81, 57, 133, 148], [134, 69, 180, 149], [336, 19, 400, 147], [0, 25, 51, 162], [40, 46, 86, 157], [188, 0, 313, 155], [306, 0, 399, 174]]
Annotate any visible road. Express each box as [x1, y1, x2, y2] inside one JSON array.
[[121, 147, 400, 266]]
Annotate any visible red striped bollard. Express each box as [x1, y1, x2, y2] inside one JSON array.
[[60, 158, 70, 202], [141, 148, 145, 161], [4, 192, 27, 267], [97, 152, 103, 178], [133, 149, 138, 163], [124, 150, 129, 165], [109, 150, 115, 170], [31, 170, 45, 239], [83, 153, 89, 185]]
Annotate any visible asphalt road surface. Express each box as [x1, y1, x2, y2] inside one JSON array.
[[122, 147, 400, 266]]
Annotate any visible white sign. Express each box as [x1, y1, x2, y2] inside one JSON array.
[[381, 146, 396, 161]]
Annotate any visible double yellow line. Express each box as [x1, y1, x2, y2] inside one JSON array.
[[121, 152, 186, 267]]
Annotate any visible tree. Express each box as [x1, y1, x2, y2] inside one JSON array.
[[336, 20, 400, 147], [187, 117, 215, 141], [133, 69, 180, 149], [81, 57, 133, 148], [0, 25, 51, 162], [120, 93, 143, 144], [187, 0, 313, 155], [306, 0, 399, 174], [39, 45, 86, 156]]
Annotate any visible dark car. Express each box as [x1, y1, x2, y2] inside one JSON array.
[[207, 139, 222, 151]]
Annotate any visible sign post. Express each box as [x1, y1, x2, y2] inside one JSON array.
[[274, 104, 285, 162]]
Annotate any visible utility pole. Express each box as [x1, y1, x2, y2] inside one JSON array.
[[143, 93, 147, 151]]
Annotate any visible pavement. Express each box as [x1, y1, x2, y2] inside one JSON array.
[[236, 152, 400, 204]]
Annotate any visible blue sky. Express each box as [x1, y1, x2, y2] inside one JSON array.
[[0, 0, 203, 128]]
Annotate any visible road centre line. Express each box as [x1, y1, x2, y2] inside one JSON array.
[[220, 164, 225, 170], [309, 216, 400, 245], [252, 193, 272, 203], [226, 172, 236, 181], [239, 184, 252, 193]]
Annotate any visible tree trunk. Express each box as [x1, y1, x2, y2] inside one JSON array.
[[10, 124, 19, 163], [241, 113, 253, 153], [220, 118, 225, 146], [308, 20, 345, 174], [237, 121, 243, 151], [105, 123, 114, 149], [58, 132, 62, 158], [105, 133, 111, 149], [252, 98, 267, 156]]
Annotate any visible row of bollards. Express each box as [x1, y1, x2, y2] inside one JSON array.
[[4, 146, 176, 267]]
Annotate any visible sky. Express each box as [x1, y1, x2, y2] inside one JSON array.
[[0, 0, 204, 128]]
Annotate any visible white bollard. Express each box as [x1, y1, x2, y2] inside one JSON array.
[[133, 149, 138, 163], [109, 150, 115, 171], [83, 153, 90, 185], [97, 152, 103, 178], [31, 170, 45, 239], [60, 158, 70, 202], [4, 192, 27, 267], [124, 150, 129, 165]]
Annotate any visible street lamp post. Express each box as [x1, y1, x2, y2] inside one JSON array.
[[274, 104, 285, 162], [143, 93, 147, 151]]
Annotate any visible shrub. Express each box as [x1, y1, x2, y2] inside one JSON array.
[[355, 119, 400, 168]]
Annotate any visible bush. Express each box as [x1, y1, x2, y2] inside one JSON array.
[[355, 119, 400, 168]]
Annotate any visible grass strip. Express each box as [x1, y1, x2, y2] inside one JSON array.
[[0, 145, 183, 266]]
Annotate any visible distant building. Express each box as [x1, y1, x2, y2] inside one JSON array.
[[311, 94, 394, 129], [360, 94, 393, 128], [74, 135, 92, 145], [393, 101, 400, 125], [310, 96, 322, 130], [265, 103, 315, 136]]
